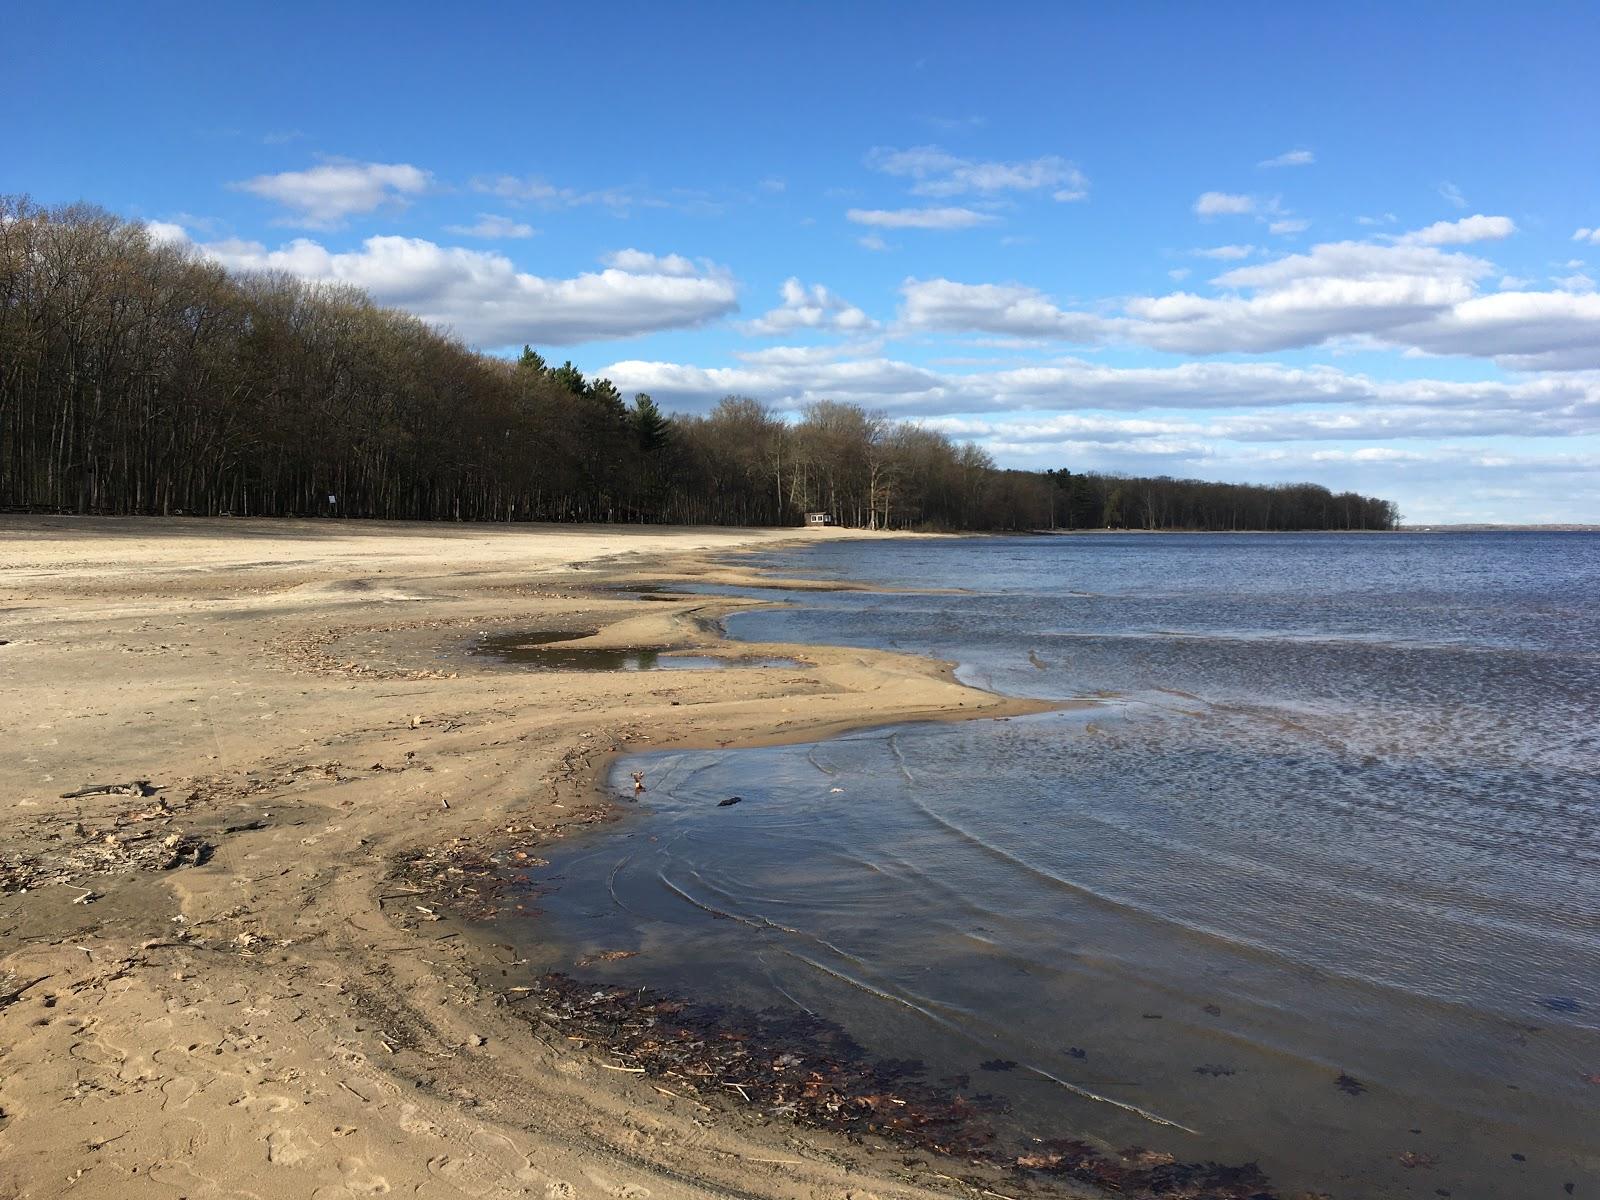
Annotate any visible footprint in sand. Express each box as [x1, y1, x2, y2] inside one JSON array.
[[236, 1092, 295, 1114], [336, 1156, 392, 1194], [582, 1172, 648, 1200], [159, 1075, 199, 1111], [469, 1128, 518, 1155], [266, 1126, 318, 1166], [398, 1102, 442, 1137], [145, 1161, 219, 1193]]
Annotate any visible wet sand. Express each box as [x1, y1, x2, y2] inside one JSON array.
[[0, 516, 1059, 1200]]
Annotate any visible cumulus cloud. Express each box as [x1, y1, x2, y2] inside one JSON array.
[[846, 206, 997, 230], [867, 145, 1089, 201], [1397, 214, 1517, 246], [161, 227, 737, 346], [1574, 227, 1600, 245], [746, 278, 876, 335], [144, 221, 190, 246], [1258, 149, 1315, 168], [1124, 242, 1491, 354], [597, 349, 1600, 432], [1193, 244, 1256, 260], [444, 213, 536, 239], [1269, 218, 1312, 235], [1194, 191, 1256, 216], [899, 279, 1109, 340], [600, 249, 704, 276], [230, 160, 432, 228], [887, 232, 1600, 369], [1396, 289, 1600, 370]]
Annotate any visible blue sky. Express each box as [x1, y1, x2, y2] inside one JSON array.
[[7, 1, 1600, 522]]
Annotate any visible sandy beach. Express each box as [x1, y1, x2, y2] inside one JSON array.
[[0, 516, 1057, 1200]]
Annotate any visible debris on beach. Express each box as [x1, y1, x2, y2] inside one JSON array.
[[0, 788, 213, 893], [1334, 1072, 1367, 1096], [58, 780, 160, 800], [394, 836, 538, 921], [510, 972, 1284, 1200], [717, 795, 743, 807], [576, 949, 639, 967]]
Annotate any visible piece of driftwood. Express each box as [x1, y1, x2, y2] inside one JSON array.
[[59, 781, 159, 800]]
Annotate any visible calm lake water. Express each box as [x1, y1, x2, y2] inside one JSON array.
[[499, 533, 1600, 1198]]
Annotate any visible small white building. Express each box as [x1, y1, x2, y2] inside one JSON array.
[[804, 511, 833, 527]]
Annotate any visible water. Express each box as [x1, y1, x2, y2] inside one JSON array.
[[495, 533, 1600, 1197], [471, 630, 800, 671]]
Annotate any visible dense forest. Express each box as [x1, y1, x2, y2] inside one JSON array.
[[0, 199, 1399, 532]]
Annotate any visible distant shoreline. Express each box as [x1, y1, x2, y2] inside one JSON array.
[[1400, 523, 1600, 532]]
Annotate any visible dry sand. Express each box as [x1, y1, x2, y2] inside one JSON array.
[[0, 516, 1059, 1200]]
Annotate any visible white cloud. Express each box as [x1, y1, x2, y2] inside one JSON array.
[[1574, 227, 1600, 245], [1193, 244, 1256, 260], [1123, 241, 1490, 354], [465, 174, 709, 216], [1398, 214, 1516, 246], [144, 221, 190, 246], [1168, 267, 1191, 281], [600, 249, 703, 276], [1269, 218, 1312, 235], [890, 234, 1600, 369], [858, 234, 892, 252], [1258, 149, 1315, 168], [1438, 181, 1468, 209], [230, 160, 432, 228], [867, 145, 1089, 201], [164, 227, 737, 346], [1398, 289, 1600, 370], [444, 213, 537, 239], [899, 278, 1110, 340], [1194, 191, 1256, 216], [746, 278, 876, 335], [597, 349, 1600, 434], [846, 206, 997, 230], [1357, 213, 1398, 227], [1552, 272, 1596, 293]]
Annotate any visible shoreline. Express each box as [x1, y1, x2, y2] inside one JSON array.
[[0, 516, 1069, 1200]]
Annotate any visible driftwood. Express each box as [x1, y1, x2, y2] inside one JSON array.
[[59, 780, 158, 800]]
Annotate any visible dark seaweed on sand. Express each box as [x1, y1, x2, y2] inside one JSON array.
[[515, 973, 1280, 1200], [1335, 1072, 1367, 1096]]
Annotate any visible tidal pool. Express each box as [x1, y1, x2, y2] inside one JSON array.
[[472, 631, 800, 672]]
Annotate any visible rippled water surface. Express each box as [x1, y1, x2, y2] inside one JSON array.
[[500, 533, 1600, 1197]]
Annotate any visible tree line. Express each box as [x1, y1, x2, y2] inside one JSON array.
[[0, 198, 1398, 532]]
